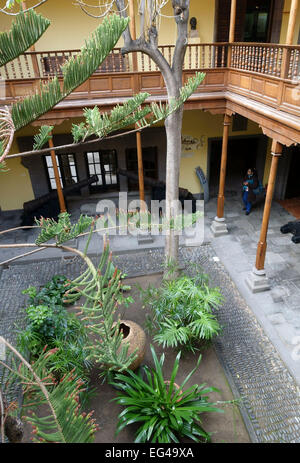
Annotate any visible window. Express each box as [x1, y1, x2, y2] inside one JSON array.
[[85, 150, 118, 192], [45, 154, 78, 190]]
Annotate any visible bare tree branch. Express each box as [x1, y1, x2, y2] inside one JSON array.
[[0, 107, 15, 164], [0, 0, 48, 15]]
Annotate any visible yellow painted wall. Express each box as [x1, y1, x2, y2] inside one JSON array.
[[280, 0, 300, 44], [0, 139, 34, 211], [1, 0, 299, 52], [0, 0, 215, 51], [179, 110, 264, 194], [0, 118, 84, 211]]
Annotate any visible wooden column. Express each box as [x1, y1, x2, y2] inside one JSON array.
[[136, 130, 145, 205], [281, 0, 299, 78], [128, 0, 138, 72], [129, 0, 145, 208], [286, 0, 299, 45], [48, 136, 66, 213], [227, 0, 237, 67], [255, 140, 283, 271], [216, 114, 232, 219]]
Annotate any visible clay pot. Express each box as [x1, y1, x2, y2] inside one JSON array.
[[116, 320, 146, 371]]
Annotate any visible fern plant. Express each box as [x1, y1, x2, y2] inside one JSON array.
[[140, 272, 223, 351]]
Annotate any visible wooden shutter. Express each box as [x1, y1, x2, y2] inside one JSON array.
[[269, 0, 284, 43], [215, 0, 247, 42]]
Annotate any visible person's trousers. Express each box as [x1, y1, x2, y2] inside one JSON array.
[[243, 191, 252, 213]]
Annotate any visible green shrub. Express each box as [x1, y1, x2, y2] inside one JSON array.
[[17, 275, 91, 384], [140, 273, 223, 351], [110, 345, 223, 443]]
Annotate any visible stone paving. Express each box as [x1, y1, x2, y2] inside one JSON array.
[[205, 195, 300, 386]]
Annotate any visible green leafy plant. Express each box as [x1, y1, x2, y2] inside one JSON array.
[[33, 125, 54, 150], [110, 345, 223, 443], [0, 9, 50, 67], [35, 212, 93, 245], [140, 272, 223, 351], [11, 14, 129, 130], [17, 275, 91, 384], [64, 242, 138, 379], [1, 337, 98, 443]]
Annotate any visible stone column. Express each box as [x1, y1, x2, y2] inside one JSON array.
[[245, 140, 283, 293], [211, 114, 232, 237]]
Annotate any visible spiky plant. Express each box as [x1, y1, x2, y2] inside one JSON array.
[[33, 213, 137, 378], [11, 13, 129, 131], [110, 345, 224, 443], [0, 337, 98, 443], [0, 9, 50, 67]]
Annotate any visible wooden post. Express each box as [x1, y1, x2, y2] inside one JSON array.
[[129, 0, 138, 71], [255, 140, 282, 271], [281, 0, 299, 79], [216, 114, 232, 219], [227, 0, 237, 67], [136, 130, 145, 206], [48, 136, 66, 213], [129, 0, 145, 208], [286, 0, 299, 45]]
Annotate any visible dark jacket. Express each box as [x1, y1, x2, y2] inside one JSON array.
[[243, 174, 258, 203]]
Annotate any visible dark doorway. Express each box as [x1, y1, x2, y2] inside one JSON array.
[[214, 0, 284, 43], [244, 0, 272, 42], [285, 146, 300, 199], [209, 137, 260, 198], [125, 146, 158, 191]]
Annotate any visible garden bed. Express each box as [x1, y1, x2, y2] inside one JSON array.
[[21, 273, 250, 444]]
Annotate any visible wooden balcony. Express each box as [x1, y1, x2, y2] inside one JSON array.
[[1, 43, 299, 144]]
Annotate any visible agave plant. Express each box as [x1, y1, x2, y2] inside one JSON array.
[[110, 345, 223, 443]]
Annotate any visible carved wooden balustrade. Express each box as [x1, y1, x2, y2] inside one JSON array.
[[0, 43, 299, 127]]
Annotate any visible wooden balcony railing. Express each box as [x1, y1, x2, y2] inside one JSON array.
[[1, 43, 299, 126], [0, 43, 230, 80], [231, 43, 300, 80]]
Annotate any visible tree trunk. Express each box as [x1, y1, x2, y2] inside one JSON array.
[[164, 106, 184, 269]]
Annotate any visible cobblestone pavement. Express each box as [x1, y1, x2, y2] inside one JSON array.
[[1, 245, 300, 442]]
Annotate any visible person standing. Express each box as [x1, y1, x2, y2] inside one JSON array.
[[242, 168, 258, 215]]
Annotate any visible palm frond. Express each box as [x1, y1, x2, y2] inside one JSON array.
[[0, 10, 50, 67], [11, 14, 129, 130]]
